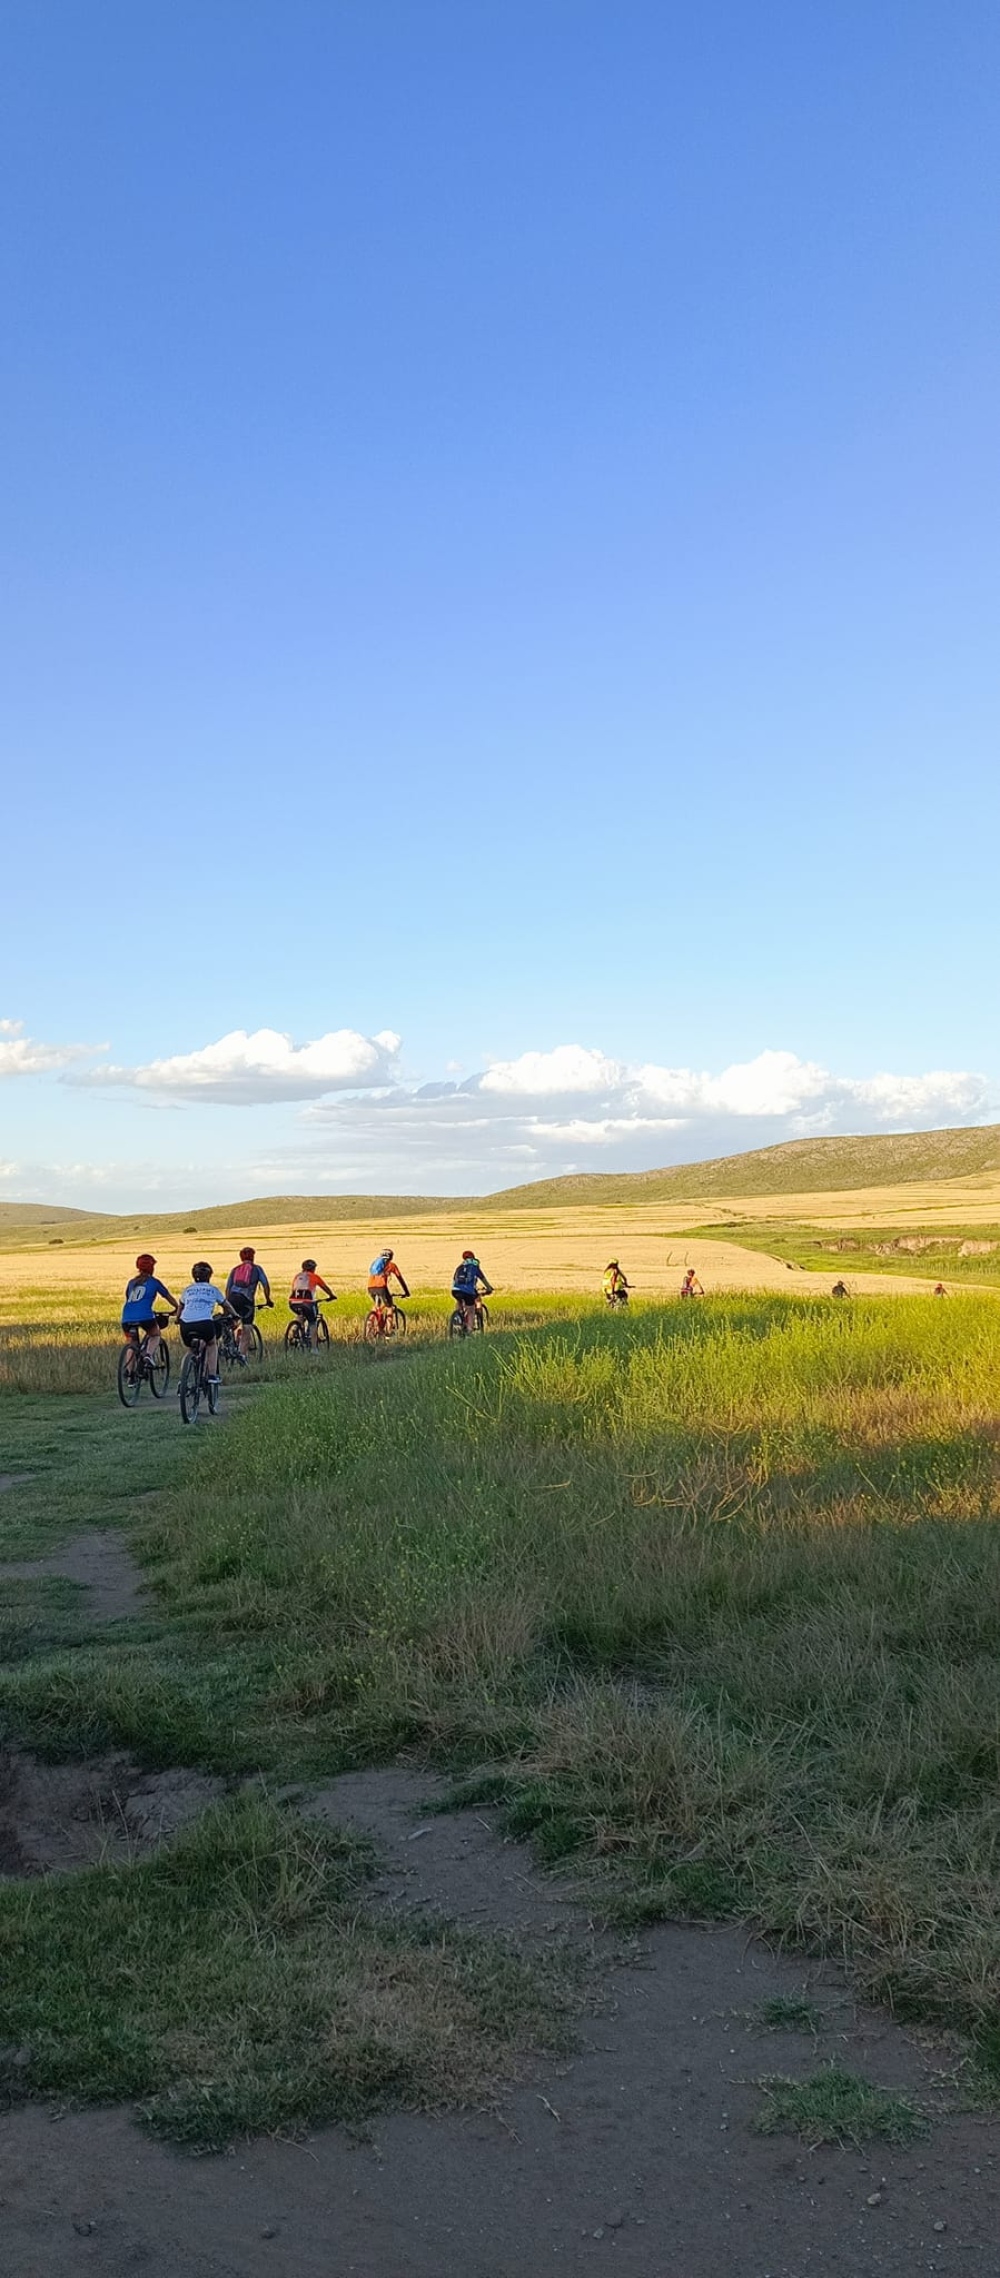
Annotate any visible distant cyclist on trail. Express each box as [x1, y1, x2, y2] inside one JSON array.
[[289, 1259, 336, 1350], [120, 1254, 179, 1381], [451, 1249, 493, 1326], [680, 1267, 704, 1298], [367, 1247, 410, 1318], [831, 1279, 848, 1299], [603, 1261, 630, 1306], [225, 1247, 273, 1362]]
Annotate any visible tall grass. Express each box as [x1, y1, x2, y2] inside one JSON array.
[[6, 1292, 1000, 2067]]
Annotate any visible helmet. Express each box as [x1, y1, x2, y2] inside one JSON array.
[[192, 1261, 213, 1281], [135, 1253, 155, 1272], [382, 1247, 394, 1261], [462, 1250, 475, 1260], [302, 1259, 317, 1272], [240, 1246, 255, 1261], [607, 1261, 619, 1270]]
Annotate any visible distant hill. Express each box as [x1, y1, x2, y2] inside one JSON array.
[[484, 1124, 1000, 1206], [4, 1124, 1000, 1247], [0, 1201, 112, 1229]]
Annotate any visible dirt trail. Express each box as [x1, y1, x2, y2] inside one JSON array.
[[2, 1769, 998, 2276], [0, 1527, 145, 1624], [0, 1748, 225, 1877]]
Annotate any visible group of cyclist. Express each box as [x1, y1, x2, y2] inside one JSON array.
[[120, 1244, 495, 1383]]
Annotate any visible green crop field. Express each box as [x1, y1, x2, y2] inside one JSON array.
[[3, 1287, 1000, 2142]]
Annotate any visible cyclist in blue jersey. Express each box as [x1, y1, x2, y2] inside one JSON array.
[[451, 1250, 493, 1328], [366, 1248, 410, 1317], [121, 1254, 179, 1381]]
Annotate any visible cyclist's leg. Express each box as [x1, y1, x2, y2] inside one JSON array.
[[204, 1328, 221, 1380], [122, 1325, 140, 1378], [308, 1303, 319, 1350]]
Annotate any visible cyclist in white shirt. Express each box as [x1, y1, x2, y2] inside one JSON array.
[[177, 1262, 239, 1384]]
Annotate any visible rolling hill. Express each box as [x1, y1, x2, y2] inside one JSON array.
[[4, 1123, 1000, 1247]]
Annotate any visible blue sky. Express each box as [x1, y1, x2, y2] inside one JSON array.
[[3, 0, 998, 1206]]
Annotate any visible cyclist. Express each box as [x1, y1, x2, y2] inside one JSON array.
[[451, 1249, 493, 1328], [680, 1268, 704, 1299], [367, 1246, 410, 1322], [933, 1282, 948, 1298], [177, 1263, 238, 1385], [602, 1261, 630, 1306], [831, 1278, 848, 1299], [289, 1258, 336, 1349], [121, 1254, 179, 1380], [225, 1246, 273, 1360]]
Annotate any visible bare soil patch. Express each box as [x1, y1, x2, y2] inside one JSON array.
[[9, 1776, 993, 2278], [0, 1527, 145, 1624], [4, 1769, 990, 2276], [0, 1746, 224, 1877]]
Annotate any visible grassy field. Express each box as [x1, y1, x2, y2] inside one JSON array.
[[2, 1274, 1000, 2142], [692, 1219, 1000, 1289]]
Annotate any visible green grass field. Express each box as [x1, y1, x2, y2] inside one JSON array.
[[3, 1287, 1000, 2140], [693, 1218, 1000, 1287]]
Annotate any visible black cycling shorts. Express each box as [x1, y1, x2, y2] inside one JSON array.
[[228, 1290, 254, 1322], [180, 1319, 222, 1348], [122, 1313, 169, 1341], [290, 1300, 319, 1323]]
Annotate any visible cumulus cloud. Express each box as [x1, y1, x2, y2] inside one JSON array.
[[295, 1046, 994, 1189], [0, 1018, 100, 1077], [76, 1025, 402, 1105]]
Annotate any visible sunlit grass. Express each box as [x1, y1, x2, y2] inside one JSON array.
[[5, 1290, 1000, 2101]]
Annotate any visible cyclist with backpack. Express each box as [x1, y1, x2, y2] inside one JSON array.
[[602, 1261, 630, 1307], [366, 1247, 410, 1322], [451, 1249, 493, 1328], [225, 1246, 273, 1361]]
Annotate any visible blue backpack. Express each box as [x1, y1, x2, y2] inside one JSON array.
[[453, 1257, 478, 1292], [370, 1253, 391, 1278]]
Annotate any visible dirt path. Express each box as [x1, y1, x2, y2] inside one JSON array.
[[2, 1769, 997, 2277], [0, 1527, 146, 1624]]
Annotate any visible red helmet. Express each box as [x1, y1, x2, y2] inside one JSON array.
[[135, 1253, 155, 1272], [462, 1250, 475, 1260], [240, 1246, 255, 1261]]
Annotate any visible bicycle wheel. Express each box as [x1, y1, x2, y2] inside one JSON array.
[[393, 1306, 407, 1338], [219, 1328, 240, 1371], [448, 1307, 467, 1340], [205, 1371, 220, 1416], [363, 1311, 381, 1343], [179, 1351, 201, 1424], [317, 1314, 330, 1348], [148, 1341, 170, 1397], [474, 1302, 489, 1332], [284, 1319, 304, 1352], [117, 1347, 143, 1407], [248, 1321, 264, 1362]]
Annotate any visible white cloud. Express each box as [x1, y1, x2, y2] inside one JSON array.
[[481, 1045, 626, 1097], [296, 1045, 995, 1191], [77, 1025, 402, 1105], [0, 1018, 100, 1078]]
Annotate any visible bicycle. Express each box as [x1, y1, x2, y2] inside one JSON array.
[[604, 1287, 630, 1310], [117, 1319, 173, 1407], [448, 1295, 490, 1338], [363, 1296, 407, 1344], [219, 1316, 265, 1369], [178, 1331, 221, 1424], [284, 1297, 332, 1354]]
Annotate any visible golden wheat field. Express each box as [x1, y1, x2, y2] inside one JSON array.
[[5, 1172, 999, 1312]]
